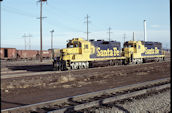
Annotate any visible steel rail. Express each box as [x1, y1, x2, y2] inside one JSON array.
[[1, 61, 169, 79], [49, 83, 170, 113], [1, 70, 27, 74], [1, 77, 170, 113], [1, 71, 61, 79]]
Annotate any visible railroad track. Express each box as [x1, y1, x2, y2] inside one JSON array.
[[1, 77, 170, 113], [1, 70, 27, 74], [1, 71, 61, 79], [1, 61, 169, 79]]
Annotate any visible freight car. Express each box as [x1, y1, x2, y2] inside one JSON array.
[[0, 48, 52, 60], [17, 50, 52, 60], [0, 48, 17, 60], [17, 50, 39, 60], [53, 38, 165, 71], [42, 50, 52, 59]]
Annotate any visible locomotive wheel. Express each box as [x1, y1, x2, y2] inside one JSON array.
[[79, 65, 83, 69], [71, 62, 78, 70], [78, 62, 83, 69], [109, 60, 114, 66], [70, 63, 74, 70], [53, 62, 59, 71], [70, 62, 89, 70], [83, 64, 87, 69], [53, 66, 59, 71], [84, 62, 89, 69], [81, 62, 88, 69]]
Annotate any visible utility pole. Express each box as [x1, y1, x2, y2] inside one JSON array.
[[84, 14, 91, 41], [144, 20, 147, 41], [133, 32, 135, 41], [40, 0, 43, 62], [0, 0, 2, 43], [107, 27, 112, 41], [122, 33, 126, 48], [37, 0, 47, 62], [29, 37, 31, 50], [50, 29, 54, 59], [50, 30, 54, 50], [28, 34, 32, 50], [123, 33, 126, 43]]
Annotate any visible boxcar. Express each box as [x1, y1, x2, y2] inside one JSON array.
[[0, 48, 17, 60], [17, 50, 39, 59]]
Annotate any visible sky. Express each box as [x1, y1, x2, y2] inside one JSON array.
[[1, 0, 170, 50]]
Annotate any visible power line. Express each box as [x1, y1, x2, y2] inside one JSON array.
[[2, 5, 73, 33], [2, 6, 37, 18], [41, 1, 82, 32], [47, 3, 84, 32], [2, 1, 83, 35]]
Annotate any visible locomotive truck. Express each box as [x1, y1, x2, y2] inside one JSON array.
[[53, 38, 165, 71]]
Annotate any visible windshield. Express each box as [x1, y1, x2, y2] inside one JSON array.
[[124, 43, 136, 48], [124, 43, 133, 48], [67, 41, 81, 48]]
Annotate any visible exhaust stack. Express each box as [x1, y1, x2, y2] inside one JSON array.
[[144, 20, 147, 41]]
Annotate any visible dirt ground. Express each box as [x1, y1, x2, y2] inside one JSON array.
[[1, 61, 170, 110]]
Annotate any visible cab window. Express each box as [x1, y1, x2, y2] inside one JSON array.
[[84, 45, 88, 49], [67, 43, 73, 48], [67, 42, 81, 48], [124, 44, 133, 48]]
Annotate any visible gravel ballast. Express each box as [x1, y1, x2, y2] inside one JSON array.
[[85, 89, 170, 113]]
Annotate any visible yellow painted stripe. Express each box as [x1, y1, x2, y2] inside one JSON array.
[[141, 55, 165, 58], [71, 57, 126, 62]]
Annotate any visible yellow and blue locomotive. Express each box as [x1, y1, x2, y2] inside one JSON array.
[[124, 41, 165, 64], [53, 38, 125, 70], [53, 38, 165, 70]]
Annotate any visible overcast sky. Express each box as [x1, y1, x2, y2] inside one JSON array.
[[1, 0, 170, 50]]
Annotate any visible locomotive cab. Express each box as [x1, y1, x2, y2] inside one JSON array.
[[53, 38, 92, 71], [62, 39, 82, 60], [124, 41, 144, 64]]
